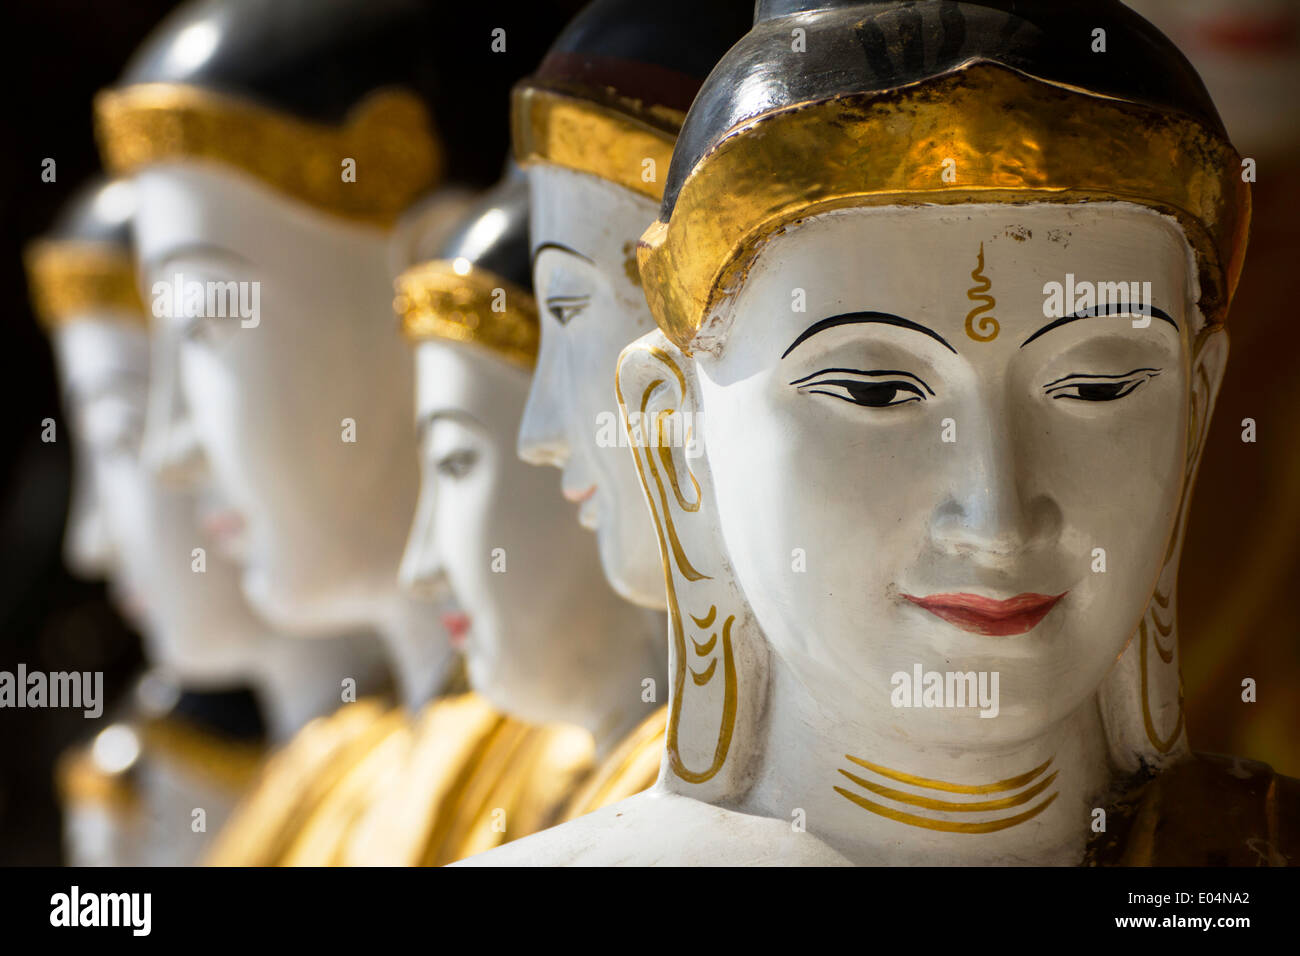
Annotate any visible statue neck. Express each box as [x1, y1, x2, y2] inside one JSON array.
[[585, 607, 668, 758], [741, 652, 1115, 865], [253, 631, 382, 743], [375, 597, 457, 711]]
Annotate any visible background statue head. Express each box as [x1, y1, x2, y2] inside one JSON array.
[[513, 0, 754, 609], [26, 176, 266, 684], [621, 0, 1250, 852], [96, 0, 561, 651], [394, 172, 664, 742]]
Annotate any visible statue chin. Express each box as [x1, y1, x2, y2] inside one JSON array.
[[520, 164, 666, 611], [133, 162, 420, 636]]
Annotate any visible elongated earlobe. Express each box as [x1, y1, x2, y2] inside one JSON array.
[[1100, 325, 1229, 772], [616, 332, 768, 801]]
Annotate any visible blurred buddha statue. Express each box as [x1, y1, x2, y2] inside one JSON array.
[[28, 175, 380, 866], [92, 0, 569, 864], [471, 0, 1298, 866], [360, 171, 666, 865]]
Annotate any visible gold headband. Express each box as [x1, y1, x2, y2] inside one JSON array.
[[395, 259, 539, 367], [95, 83, 443, 227], [638, 63, 1250, 353], [24, 240, 146, 329], [512, 85, 682, 202]]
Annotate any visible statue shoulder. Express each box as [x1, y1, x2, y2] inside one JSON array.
[[204, 697, 401, 866], [1090, 752, 1300, 866], [558, 705, 667, 822], [426, 702, 595, 865], [343, 691, 506, 866], [455, 790, 853, 867]]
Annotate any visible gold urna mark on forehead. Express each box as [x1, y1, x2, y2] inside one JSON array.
[[833, 754, 1059, 833], [965, 241, 1000, 343]]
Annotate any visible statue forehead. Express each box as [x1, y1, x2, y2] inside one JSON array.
[[746, 202, 1192, 274], [528, 164, 658, 245], [702, 202, 1195, 369], [55, 319, 150, 383], [414, 339, 527, 426], [728, 203, 1193, 327], [134, 162, 385, 253]]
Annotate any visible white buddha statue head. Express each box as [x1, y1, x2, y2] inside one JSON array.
[[619, 0, 1254, 860], [26, 176, 265, 685], [512, 0, 754, 609], [394, 172, 664, 742], [95, 0, 560, 702]]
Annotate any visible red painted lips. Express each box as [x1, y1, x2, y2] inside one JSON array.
[[902, 591, 1067, 636], [440, 612, 471, 647]]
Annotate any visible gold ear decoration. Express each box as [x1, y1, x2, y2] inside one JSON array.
[[964, 242, 999, 342], [1136, 330, 1217, 754], [95, 84, 442, 227], [616, 345, 737, 785], [1139, 611, 1185, 754]]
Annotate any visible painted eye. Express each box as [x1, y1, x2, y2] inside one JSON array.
[[181, 315, 237, 348], [791, 368, 933, 408], [545, 296, 589, 325], [435, 448, 478, 480], [1044, 369, 1161, 402]]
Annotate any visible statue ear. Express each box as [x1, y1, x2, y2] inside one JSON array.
[[1187, 326, 1228, 480], [616, 332, 767, 801], [1100, 324, 1229, 772]]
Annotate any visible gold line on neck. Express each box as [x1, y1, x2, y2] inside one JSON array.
[[837, 767, 1059, 813], [834, 786, 1059, 834], [844, 753, 1054, 794]]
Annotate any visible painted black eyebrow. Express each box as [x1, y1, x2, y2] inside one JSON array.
[[782, 312, 957, 360], [1020, 304, 1177, 349], [531, 241, 594, 267]]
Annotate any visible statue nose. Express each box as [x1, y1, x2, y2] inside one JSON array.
[[141, 324, 207, 487], [141, 409, 206, 487], [516, 355, 571, 468], [929, 420, 1061, 557], [398, 480, 445, 601]]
